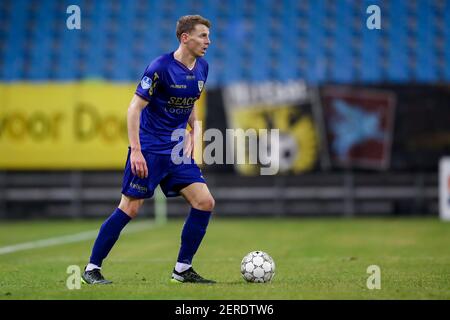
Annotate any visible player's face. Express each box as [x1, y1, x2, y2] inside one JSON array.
[[185, 24, 211, 57]]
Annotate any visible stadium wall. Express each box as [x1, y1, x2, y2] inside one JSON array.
[[0, 82, 447, 218]]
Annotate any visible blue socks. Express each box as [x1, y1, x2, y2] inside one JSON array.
[[177, 208, 212, 265], [89, 207, 211, 269], [89, 208, 131, 267]]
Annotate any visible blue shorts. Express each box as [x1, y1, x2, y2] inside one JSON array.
[[121, 148, 206, 199]]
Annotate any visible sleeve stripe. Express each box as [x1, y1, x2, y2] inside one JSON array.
[[135, 91, 151, 102]]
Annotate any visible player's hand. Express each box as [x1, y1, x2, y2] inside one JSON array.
[[183, 130, 195, 158], [130, 149, 148, 179]]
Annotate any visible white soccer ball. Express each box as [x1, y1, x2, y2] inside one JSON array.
[[240, 251, 275, 283]]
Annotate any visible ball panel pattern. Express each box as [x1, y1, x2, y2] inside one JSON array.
[[240, 251, 275, 283]]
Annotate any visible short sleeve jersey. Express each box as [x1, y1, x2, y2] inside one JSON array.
[[135, 51, 208, 154]]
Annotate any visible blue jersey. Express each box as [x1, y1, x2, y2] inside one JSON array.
[[135, 51, 208, 154]]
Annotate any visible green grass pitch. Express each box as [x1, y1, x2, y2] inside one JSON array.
[[0, 217, 449, 299]]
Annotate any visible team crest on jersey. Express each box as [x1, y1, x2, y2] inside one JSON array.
[[141, 76, 152, 89], [198, 81, 204, 92]]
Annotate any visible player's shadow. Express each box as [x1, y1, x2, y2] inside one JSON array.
[[222, 280, 271, 285], [223, 281, 243, 285]]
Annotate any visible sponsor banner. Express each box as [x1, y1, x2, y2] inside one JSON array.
[[326, 84, 450, 170], [0, 82, 205, 169], [222, 81, 320, 175], [320, 86, 396, 169]]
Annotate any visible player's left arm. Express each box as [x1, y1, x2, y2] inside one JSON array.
[[188, 106, 197, 130]]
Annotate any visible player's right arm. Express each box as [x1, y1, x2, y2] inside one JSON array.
[[127, 94, 148, 179], [130, 59, 162, 178]]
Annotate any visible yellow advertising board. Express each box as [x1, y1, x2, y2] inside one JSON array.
[[0, 82, 205, 169]]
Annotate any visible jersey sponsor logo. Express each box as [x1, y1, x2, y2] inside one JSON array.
[[170, 84, 187, 89], [141, 76, 152, 89], [168, 96, 198, 107], [198, 81, 204, 92], [186, 75, 195, 80], [164, 106, 192, 114]]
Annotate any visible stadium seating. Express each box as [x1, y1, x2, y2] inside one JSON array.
[[0, 0, 448, 86]]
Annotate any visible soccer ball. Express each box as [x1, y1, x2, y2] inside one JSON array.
[[240, 251, 275, 283]]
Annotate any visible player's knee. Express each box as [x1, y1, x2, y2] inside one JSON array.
[[193, 195, 215, 212], [124, 205, 140, 219], [119, 197, 144, 219]]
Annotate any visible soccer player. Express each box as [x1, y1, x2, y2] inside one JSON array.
[[82, 15, 215, 284]]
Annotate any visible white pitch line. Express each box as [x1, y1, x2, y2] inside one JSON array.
[[0, 221, 156, 255]]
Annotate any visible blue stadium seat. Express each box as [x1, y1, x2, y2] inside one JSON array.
[[384, 1, 408, 82], [2, 0, 28, 80], [414, 1, 437, 82], [360, 26, 383, 82], [0, 0, 447, 86]]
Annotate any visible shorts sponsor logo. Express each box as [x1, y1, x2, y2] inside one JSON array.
[[129, 182, 148, 193]]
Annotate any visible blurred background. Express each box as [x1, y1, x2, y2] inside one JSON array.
[[1, 0, 450, 220]]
